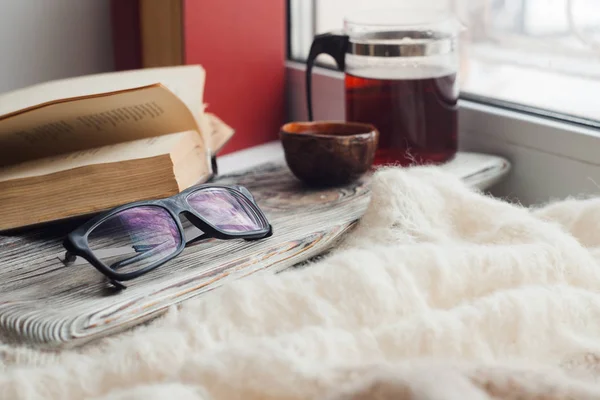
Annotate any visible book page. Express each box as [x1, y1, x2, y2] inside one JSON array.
[[0, 65, 205, 119], [0, 84, 202, 166], [206, 113, 235, 153], [0, 131, 198, 182]]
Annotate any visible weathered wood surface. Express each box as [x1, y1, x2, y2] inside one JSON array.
[[0, 163, 371, 349]]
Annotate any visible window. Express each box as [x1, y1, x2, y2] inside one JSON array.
[[289, 0, 600, 126]]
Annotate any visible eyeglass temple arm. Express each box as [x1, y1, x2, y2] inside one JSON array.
[[60, 244, 160, 267], [111, 241, 172, 271], [61, 250, 127, 290], [62, 242, 171, 271], [186, 232, 211, 246], [62, 230, 212, 268], [61, 250, 77, 264], [99, 231, 212, 270]]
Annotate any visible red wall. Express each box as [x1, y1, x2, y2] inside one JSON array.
[[184, 0, 286, 155]]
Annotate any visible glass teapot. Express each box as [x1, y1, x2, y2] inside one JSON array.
[[305, 8, 461, 166]]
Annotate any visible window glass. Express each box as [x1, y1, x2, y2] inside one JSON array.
[[289, 0, 600, 124]]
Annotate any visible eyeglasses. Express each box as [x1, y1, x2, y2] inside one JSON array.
[[62, 184, 272, 289]]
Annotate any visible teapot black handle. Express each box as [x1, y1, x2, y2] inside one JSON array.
[[306, 33, 349, 121]]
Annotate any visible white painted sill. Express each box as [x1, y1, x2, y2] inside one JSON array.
[[218, 141, 511, 192]]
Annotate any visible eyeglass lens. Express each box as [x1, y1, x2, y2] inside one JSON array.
[[186, 188, 267, 234], [87, 206, 182, 273]]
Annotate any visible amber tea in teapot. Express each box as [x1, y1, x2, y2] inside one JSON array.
[[345, 66, 457, 165]]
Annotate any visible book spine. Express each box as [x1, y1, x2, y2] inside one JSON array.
[[111, 0, 143, 71]]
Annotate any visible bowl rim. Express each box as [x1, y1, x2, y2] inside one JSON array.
[[280, 121, 378, 140]]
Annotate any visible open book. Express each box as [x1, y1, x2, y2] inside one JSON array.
[[0, 66, 235, 231]]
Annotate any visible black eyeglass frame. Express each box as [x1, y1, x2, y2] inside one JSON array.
[[62, 184, 272, 289]]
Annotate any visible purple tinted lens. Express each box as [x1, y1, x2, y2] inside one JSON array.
[[186, 188, 266, 233], [87, 206, 181, 273]]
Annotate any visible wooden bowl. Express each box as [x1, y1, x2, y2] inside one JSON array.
[[280, 121, 379, 186]]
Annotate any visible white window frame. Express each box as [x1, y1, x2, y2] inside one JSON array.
[[285, 61, 600, 205]]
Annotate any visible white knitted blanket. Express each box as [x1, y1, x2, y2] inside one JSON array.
[[3, 166, 600, 400]]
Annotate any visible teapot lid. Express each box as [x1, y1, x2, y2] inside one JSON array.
[[347, 30, 456, 57], [343, 8, 460, 57]]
